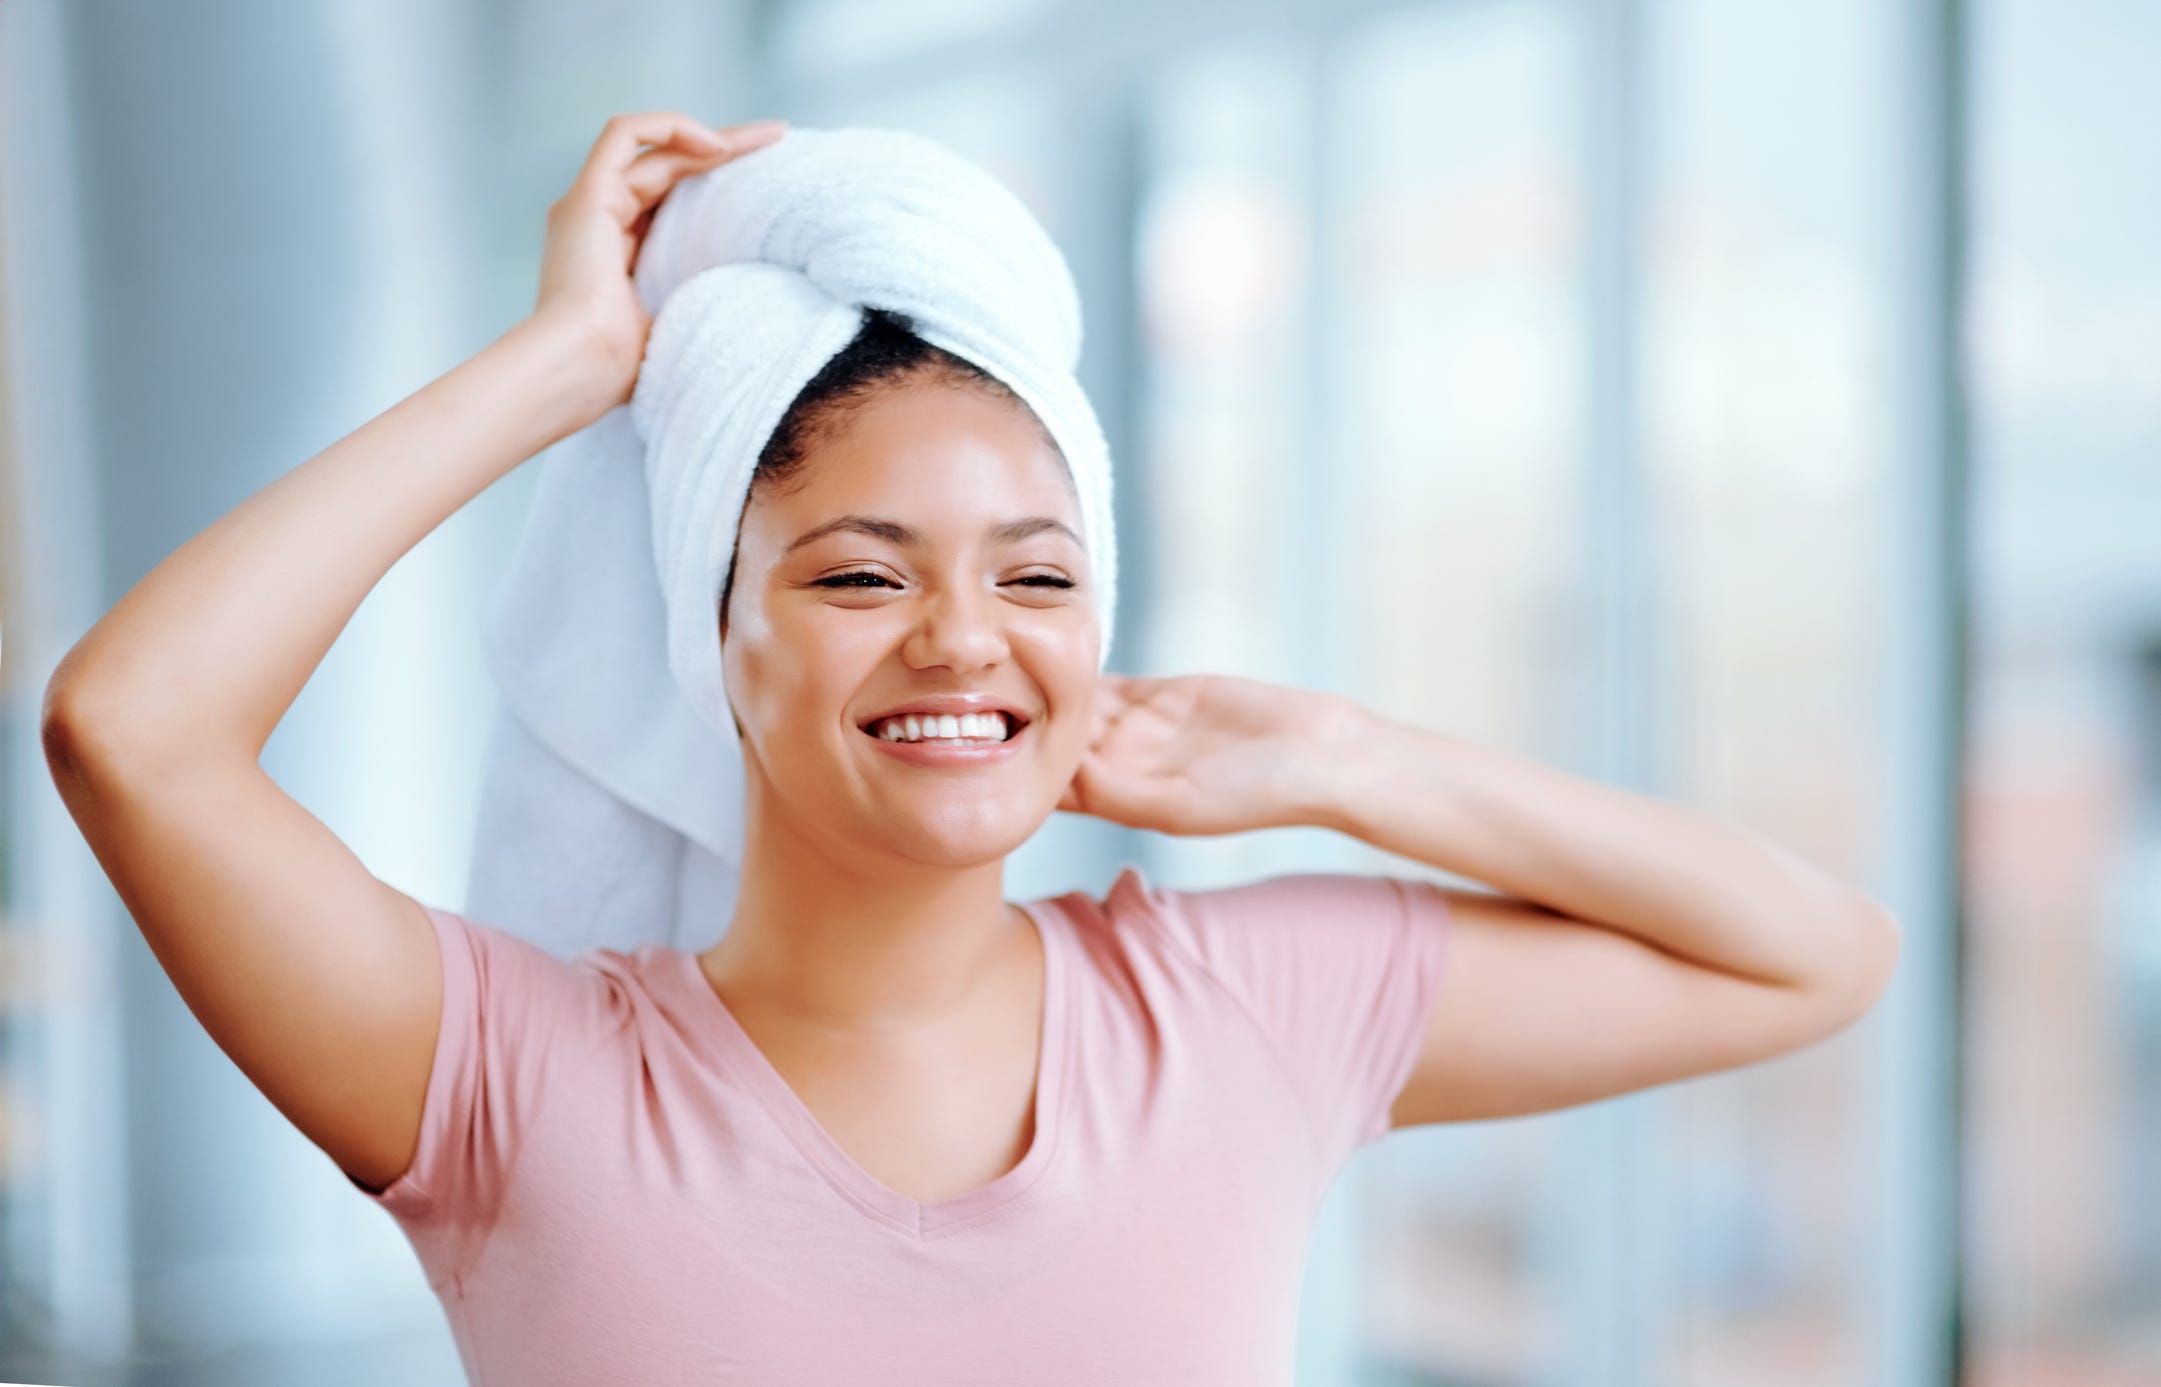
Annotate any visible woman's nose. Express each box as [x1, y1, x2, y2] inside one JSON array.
[[904, 581, 1009, 671]]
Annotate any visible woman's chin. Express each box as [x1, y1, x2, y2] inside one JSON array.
[[867, 806, 1047, 867]]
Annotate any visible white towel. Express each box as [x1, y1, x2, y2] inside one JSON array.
[[464, 125, 1120, 959]]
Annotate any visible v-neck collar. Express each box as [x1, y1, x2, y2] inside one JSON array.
[[669, 897, 1071, 1239]]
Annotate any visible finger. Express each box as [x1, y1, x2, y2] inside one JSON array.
[[578, 112, 700, 184], [1097, 684, 1129, 741], [620, 145, 729, 211], [578, 112, 767, 198], [712, 117, 790, 150], [620, 119, 786, 200], [574, 112, 682, 183], [1094, 689, 1132, 745], [583, 126, 790, 230], [582, 111, 787, 184]]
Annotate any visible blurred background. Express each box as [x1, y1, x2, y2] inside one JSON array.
[[0, 0, 2155, 1382]]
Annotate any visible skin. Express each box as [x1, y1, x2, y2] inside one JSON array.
[[688, 381, 1098, 1199], [38, 109, 1902, 1209], [700, 381, 1096, 1032]]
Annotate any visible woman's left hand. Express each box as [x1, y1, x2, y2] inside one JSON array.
[[1056, 673, 1363, 836]]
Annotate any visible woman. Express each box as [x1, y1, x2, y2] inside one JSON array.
[[41, 111, 1900, 1382]]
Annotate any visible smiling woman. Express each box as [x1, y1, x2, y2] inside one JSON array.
[[461, 121, 1125, 964], [704, 305, 1084, 773], [711, 323, 1100, 879], [36, 110, 1891, 1387]]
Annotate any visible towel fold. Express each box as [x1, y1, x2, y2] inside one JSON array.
[[465, 126, 1119, 958]]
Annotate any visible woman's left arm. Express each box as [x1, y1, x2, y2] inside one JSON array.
[[1311, 697, 1903, 1126], [1062, 674, 1903, 1126], [1311, 703, 1901, 1000]]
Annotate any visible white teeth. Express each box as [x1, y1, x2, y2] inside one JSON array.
[[870, 711, 1015, 743]]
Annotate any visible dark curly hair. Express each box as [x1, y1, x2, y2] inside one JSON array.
[[717, 306, 1061, 626]]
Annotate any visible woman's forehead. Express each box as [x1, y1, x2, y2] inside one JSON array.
[[745, 397, 1078, 546], [807, 387, 1064, 485]]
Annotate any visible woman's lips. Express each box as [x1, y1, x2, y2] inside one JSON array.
[[858, 719, 1028, 766]]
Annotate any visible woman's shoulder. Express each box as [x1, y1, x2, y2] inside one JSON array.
[[419, 904, 655, 1054], [1019, 862, 1163, 940], [1028, 861, 1427, 936], [1029, 861, 1454, 1017]]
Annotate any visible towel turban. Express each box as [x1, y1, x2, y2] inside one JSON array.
[[463, 125, 1119, 958]]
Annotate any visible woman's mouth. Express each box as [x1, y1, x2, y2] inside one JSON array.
[[856, 710, 1029, 765]]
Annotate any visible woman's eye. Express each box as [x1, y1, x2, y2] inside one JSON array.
[[812, 572, 1074, 590]]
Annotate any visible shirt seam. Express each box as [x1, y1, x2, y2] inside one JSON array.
[[1364, 877, 1425, 1146], [1122, 881, 1332, 1193], [449, 960, 633, 1287], [446, 1268, 484, 1387]]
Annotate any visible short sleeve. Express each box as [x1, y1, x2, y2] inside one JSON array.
[[1119, 866, 1454, 1174], [348, 904, 628, 1279]]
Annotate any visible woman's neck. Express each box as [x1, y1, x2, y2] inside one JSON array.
[[699, 819, 1026, 1032]]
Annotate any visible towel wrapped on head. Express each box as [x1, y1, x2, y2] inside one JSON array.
[[466, 125, 1120, 959]]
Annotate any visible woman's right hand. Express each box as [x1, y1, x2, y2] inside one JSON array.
[[530, 110, 788, 429]]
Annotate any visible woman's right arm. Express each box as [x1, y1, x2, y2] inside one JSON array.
[[39, 111, 787, 1193]]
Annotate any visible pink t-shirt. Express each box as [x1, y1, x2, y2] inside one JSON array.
[[354, 863, 1453, 1384]]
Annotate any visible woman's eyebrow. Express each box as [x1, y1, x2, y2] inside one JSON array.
[[782, 514, 1080, 554]]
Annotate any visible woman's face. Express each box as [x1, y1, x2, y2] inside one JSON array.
[[719, 378, 1099, 868]]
